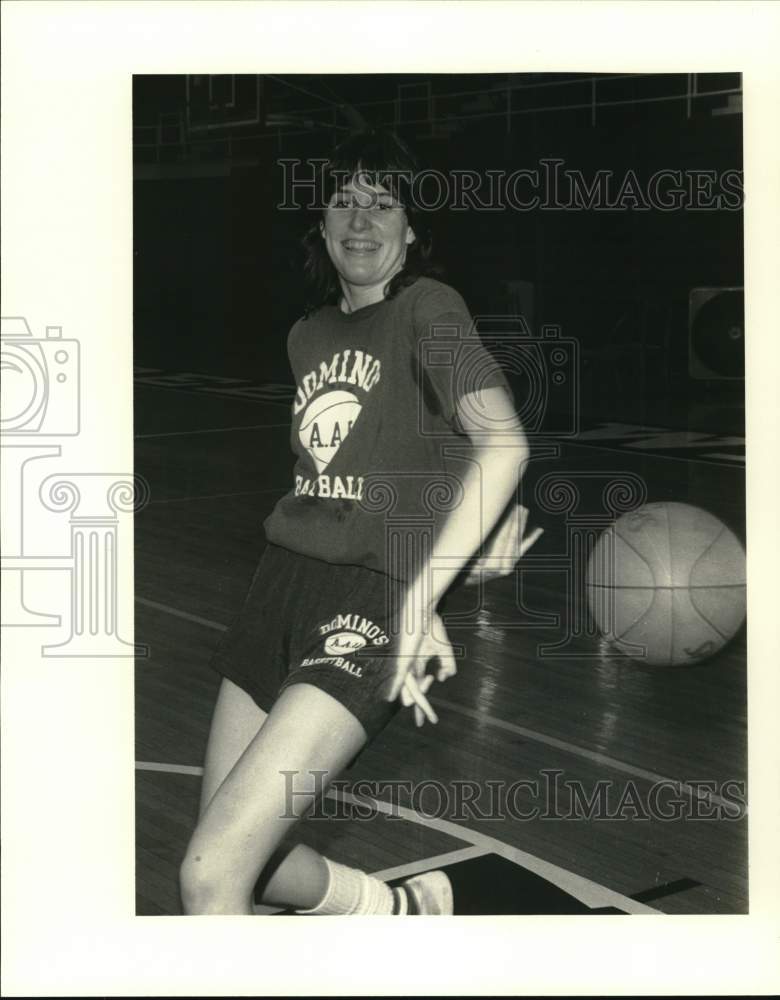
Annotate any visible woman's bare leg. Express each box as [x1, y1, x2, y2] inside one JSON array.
[[197, 677, 338, 909], [198, 678, 268, 817], [181, 680, 367, 914]]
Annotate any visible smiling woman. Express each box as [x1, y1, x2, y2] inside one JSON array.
[[301, 131, 438, 313], [320, 177, 416, 311], [179, 128, 541, 918]]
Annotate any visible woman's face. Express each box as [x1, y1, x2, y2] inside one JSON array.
[[321, 174, 416, 304]]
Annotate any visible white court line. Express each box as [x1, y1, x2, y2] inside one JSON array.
[[136, 424, 290, 439], [332, 790, 659, 914], [431, 696, 744, 815], [135, 762, 486, 909], [134, 381, 292, 405], [148, 487, 286, 506], [248, 851, 491, 915], [708, 453, 745, 464], [135, 597, 745, 815], [135, 761, 486, 872], [135, 598, 228, 633], [137, 760, 204, 776], [135, 762, 655, 913], [368, 845, 489, 881], [564, 438, 745, 469]]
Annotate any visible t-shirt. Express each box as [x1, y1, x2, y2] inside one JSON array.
[[263, 277, 512, 581]]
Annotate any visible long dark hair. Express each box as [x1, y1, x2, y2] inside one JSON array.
[[301, 129, 440, 314]]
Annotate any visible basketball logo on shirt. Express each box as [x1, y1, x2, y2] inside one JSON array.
[[299, 389, 362, 473]]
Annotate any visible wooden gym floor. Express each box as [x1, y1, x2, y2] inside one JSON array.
[[134, 369, 747, 916]]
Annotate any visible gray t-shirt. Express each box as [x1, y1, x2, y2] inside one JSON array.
[[264, 277, 511, 580]]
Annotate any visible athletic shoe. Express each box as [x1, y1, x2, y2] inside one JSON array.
[[393, 870, 453, 915]]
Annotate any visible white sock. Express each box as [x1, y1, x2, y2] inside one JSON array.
[[297, 858, 395, 915]]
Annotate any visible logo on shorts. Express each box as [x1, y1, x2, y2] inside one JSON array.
[[319, 612, 390, 647], [300, 654, 363, 677], [324, 631, 368, 656]]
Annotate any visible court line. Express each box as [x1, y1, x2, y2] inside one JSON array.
[[368, 845, 489, 881], [148, 487, 287, 506], [135, 761, 655, 913], [136, 424, 290, 439], [250, 847, 490, 915], [630, 877, 701, 903], [564, 438, 744, 470], [137, 760, 204, 776], [135, 762, 485, 904], [431, 695, 744, 815], [134, 381, 292, 403], [332, 790, 658, 914], [586, 583, 746, 590], [135, 599, 228, 633], [135, 596, 746, 815], [708, 453, 745, 464]]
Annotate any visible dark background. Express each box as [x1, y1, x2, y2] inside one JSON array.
[[133, 73, 744, 431]]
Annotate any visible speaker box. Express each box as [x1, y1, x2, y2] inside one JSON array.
[[689, 287, 744, 380]]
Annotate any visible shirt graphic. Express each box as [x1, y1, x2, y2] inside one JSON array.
[[264, 278, 510, 579], [298, 389, 362, 473], [292, 348, 381, 484]]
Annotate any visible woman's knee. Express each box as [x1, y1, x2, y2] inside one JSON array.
[[179, 830, 257, 914], [179, 838, 222, 913]]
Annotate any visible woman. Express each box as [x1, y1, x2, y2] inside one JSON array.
[[180, 130, 542, 916]]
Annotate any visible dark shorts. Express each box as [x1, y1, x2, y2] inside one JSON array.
[[210, 544, 403, 743]]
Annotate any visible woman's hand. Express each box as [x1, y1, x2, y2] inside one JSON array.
[[464, 502, 543, 585], [387, 607, 457, 727]]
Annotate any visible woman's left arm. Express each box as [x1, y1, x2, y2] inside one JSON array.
[[389, 385, 540, 721]]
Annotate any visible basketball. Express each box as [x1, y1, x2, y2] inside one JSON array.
[[298, 389, 362, 473], [586, 501, 746, 666]]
